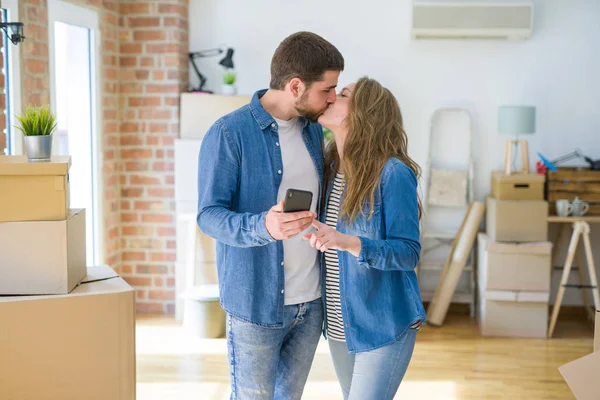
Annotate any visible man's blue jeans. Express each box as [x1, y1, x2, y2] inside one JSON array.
[[226, 298, 323, 400]]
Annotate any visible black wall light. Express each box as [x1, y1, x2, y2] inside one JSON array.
[[0, 22, 25, 45]]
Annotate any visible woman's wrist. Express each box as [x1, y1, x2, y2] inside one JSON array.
[[344, 234, 362, 257]]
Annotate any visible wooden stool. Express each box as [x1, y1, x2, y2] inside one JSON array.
[[504, 140, 529, 175], [548, 221, 600, 337]]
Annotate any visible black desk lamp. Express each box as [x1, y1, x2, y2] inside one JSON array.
[[189, 47, 235, 93]]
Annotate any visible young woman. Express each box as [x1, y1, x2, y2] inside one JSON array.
[[303, 77, 426, 400]]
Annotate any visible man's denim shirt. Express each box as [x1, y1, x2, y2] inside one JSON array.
[[197, 89, 325, 328]]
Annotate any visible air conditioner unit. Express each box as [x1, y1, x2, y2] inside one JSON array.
[[411, 1, 533, 40]]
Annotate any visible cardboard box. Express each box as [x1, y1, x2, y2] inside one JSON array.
[[478, 289, 549, 338], [0, 155, 70, 222], [478, 233, 552, 292], [491, 171, 545, 201], [0, 266, 136, 400], [486, 197, 548, 242], [0, 209, 86, 295]]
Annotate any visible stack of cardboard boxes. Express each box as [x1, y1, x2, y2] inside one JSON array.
[[0, 156, 136, 400], [478, 172, 552, 338]]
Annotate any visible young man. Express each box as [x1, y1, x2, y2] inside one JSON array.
[[197, 32, 344, 399]]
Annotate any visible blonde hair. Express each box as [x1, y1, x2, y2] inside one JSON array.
[[324, 77, 423, 225]]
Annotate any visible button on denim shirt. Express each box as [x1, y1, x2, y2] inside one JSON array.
[[322, 158, 426, 353], [197, 89, 325, 328]]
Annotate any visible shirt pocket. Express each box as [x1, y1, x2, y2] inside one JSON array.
[[347, 203, 382, 239]]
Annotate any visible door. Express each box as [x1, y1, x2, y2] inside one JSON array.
[[49, 0, 102, 266]]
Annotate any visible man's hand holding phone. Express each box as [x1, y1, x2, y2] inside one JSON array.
[[265, 201, 316, 240]]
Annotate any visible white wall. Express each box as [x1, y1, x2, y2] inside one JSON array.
[[189, 0, 600, 305]]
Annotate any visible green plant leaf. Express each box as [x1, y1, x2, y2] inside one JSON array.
[[13, 105, 57, 136]]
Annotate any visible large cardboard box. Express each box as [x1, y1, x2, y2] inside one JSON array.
[[478, 233, 552, 292], [0, 266, 136, 400], [491, 171, 545, 201], [478, 289, 549, 338], [559, 309, 600, 399], [486, 197, 548, 242], [0, 155, 70, 222], [0, 209, 86, 295]]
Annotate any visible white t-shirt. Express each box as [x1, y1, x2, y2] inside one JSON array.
[[274, 117, 321, 305]]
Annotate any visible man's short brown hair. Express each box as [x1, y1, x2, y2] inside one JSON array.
[[270, 31, 344, 90]]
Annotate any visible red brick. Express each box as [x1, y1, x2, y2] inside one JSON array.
[[122, 251, 146, 262], [157, 227, 175, 237], [125, 161, 150, 171], [149, 123, 169, 133], [167, 70, 180, 80], [165, 175, 175, 185], [146, 43, 179, 53], [136, 290, 148, 300], [164, 97, 179, 106], [121, 213, 138, 223], [164, 17, 180, 27], [149, 289, 175, 300], [129, 17, 160, 28], [134, 201, 167, 211], [121, 187, 144, 198], [121, 265, 133, 274], [130, 175, 161, 185], [150, 252, 176, 262], [166, 278, 176, 287], [120, 82, 143, 93], [120, 43, 143, 54], [148, 188, 174, 198], [150, 265, 169, 275], [138, 109, 172, 120], [128, 96, 161, 107], [152, 162, 175, 172], [120, 3, 149, 15], [133, 31, 166, 41], [120, 122, 140, 133], [123, 226, 155, 237], [121, 200, 131, 210], [120, 135, 144, 146], [158, 4, 183, 14], [166, 240, 176, 250], [146, 84, 180, 93], [26, 60, 47, 74], [121, 148, 153, 159], [140, 57, 154, 67], [153, 277, 164, 287], [136, 302, 164, 313], [119, 56, 138, 67], [142, 213, 173, 224], [135, 70, 150, 80], [152, 71, 165, 80]]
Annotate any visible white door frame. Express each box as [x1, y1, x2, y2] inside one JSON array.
[[48, 0, 104, 265], [2, 0, 23, 155]]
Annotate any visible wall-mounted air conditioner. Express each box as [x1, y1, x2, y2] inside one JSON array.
[[411, 1, 534, 40]]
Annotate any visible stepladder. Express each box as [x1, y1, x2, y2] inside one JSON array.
[[548, 221, 600, 338], [418, 107, 476, 316]]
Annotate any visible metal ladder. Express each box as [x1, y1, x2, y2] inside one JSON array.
[[417, 107, 476, 316]]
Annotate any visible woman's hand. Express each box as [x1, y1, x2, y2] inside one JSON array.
[[302, 220, 362, 257]]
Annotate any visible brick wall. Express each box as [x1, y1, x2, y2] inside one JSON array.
[[118, 1, 188, 314], [13, 0, 189, 313]]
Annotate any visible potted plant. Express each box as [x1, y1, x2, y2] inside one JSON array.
[[221, 69, 237, 95], [14, 105, 57, 162]]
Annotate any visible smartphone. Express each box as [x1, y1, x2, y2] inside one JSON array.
[[283, 189, 313, 213]]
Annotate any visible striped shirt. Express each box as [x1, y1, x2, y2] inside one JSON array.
[[325, 172, 346, 341]]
